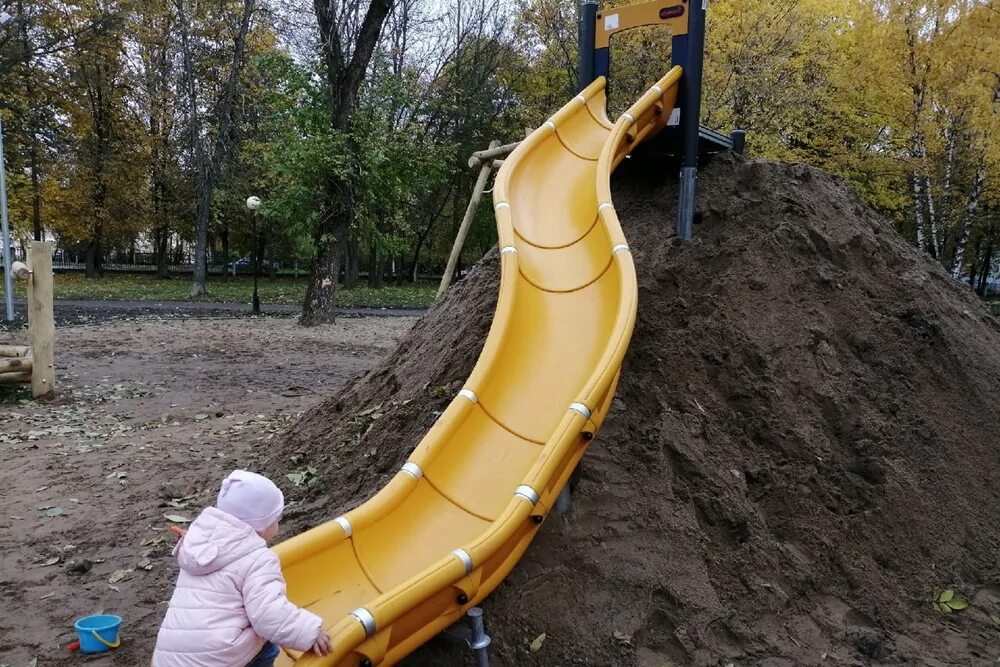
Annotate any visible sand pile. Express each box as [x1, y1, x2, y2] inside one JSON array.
[[267, 154, 1000, 666]]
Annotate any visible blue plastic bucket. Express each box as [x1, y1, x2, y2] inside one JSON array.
[[74, 614, 122, 653]]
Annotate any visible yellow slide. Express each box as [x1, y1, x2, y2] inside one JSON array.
[[274, 68, 682, 667]]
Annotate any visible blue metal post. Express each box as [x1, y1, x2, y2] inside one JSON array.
[[578, 1, 598, 91], [677, 0, 706, 241]]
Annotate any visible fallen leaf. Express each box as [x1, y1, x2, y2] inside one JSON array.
[[41, 556, 60, 567], [529, 633, 546, 652], [44, 507, 65, 517], [137, 558, 153, 570], [108, 584, 120, 592], [163, 513, 191, 523]]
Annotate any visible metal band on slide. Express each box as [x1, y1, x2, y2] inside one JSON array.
[[459, 388, 479, 404], [544, 120, 556, 130], [500, 246, 518, 255], [495, 202, 510, 210], [598, 202, 614, 212], [569, 402, 592, 419], [350, 607, 377, 638], [612, 244, 630, 254], [651, 84, 663, 95], [334, 516, 352, 538], [452, 548, 474, 575], [514, 485, 540, 505], [401, 462, 423, 479], [622, 113, 635, 124], [575, 94, 587, 104]]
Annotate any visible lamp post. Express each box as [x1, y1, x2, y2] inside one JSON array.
[[1, 11, 15, 322], [246, 196, 262, 315]]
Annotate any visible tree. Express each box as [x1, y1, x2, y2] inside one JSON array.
[[178, 0, 259, 296], [300, 0, 396, 325]]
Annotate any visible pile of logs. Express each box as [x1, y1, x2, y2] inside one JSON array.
[[1, 241, 54, 397]]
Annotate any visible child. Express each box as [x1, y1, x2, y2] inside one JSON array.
[[154, 470, 332, 666]]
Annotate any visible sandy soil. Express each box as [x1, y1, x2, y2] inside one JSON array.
[[270, 156, 1000, 667], [0, 315, 415, 666]]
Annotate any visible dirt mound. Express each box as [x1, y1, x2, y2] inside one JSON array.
[[267, 154, 1000, 666]]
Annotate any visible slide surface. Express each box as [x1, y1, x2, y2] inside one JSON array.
[[274, 67, 682, 667]]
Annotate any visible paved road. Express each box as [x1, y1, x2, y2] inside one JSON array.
[[9, 298, 423, 317], [1, 299, 425, 329]]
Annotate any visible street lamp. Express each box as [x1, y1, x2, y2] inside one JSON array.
[[1, 12, 15, 322], [246, 196, 262, 315]]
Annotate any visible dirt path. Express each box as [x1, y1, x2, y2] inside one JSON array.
[[0, 315, 416, 665]]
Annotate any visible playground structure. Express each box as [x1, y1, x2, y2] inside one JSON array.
[[271, 2, 739, 665], [0, 241, 55, 398]]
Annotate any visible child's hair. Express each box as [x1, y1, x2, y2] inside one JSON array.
[[216, 470, 284, 532]]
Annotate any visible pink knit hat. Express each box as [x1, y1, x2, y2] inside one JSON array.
[[216, 470, 284, 532]]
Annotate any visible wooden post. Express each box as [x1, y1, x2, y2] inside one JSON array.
[[27, 241, 54, 397], [436, 140, 501, 301]]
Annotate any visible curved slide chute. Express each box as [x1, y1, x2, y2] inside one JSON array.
[[274, 67, 682, 667]]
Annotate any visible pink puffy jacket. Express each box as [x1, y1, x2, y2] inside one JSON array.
[[153, 507, 323, 667]]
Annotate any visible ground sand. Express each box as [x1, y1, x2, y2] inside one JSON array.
[[0, 315, 415, 665], [270, 156, 1000, 666]]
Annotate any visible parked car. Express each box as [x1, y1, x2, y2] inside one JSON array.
[[228, 256, 280, 273]]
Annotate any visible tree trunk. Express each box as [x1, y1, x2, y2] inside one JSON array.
[[266, 236, 276, 279], [182, 0, 256, 296], [913, 139, 939, 259], [156, 227, 170, 277], [17, 0, 42, 242], [302, 0, 395, 326], [300, 214, 348, 326], [951, 163, 986, 280], [976, 241, 993, 297], [910, 134, 927, 252], [968, 239, 979, 289], [221, 226, 230, 281], [924, 173, 939, 259], [368, 246, 384, 288], [344, 235, 360, 288], [29, 143, 41, 242], [85, 235, 101, 279]]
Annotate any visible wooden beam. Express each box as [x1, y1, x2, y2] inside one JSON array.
[[27, 241, 54, 398], [0, 345, 29, 357], [438, 141, 500, 301], [0, 371, 31, 384], [11, 261, 30, 281], [467, 141, 519, 168], [0, 356, 31, 372]]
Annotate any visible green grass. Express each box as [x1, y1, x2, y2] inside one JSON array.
[[0, 273, 436, 309]]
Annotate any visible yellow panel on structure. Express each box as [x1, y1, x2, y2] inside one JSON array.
[[267, 66, 684, 667], [595, 0, 690, 48]]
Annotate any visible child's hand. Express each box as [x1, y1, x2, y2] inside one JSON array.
[[312, 631, 333, 656]]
